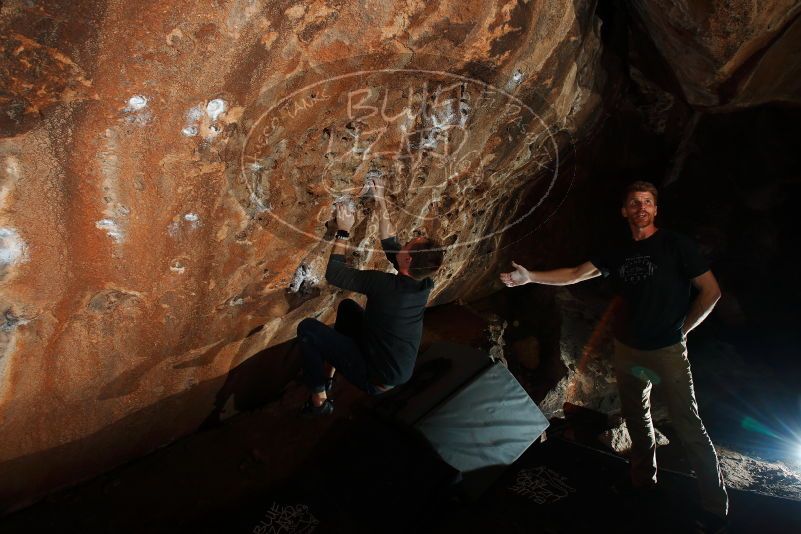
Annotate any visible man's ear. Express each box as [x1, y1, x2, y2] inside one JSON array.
[[621, 206, 627, 218]]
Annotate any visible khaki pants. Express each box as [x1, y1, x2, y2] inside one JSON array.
[[614, 339, 728, 517]]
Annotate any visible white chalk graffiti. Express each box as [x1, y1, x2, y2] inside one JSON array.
[[251, 502, 319, 534], [0, 227, 27, 266], [238, 65, 570, 253], [508, 466, 576, 505]]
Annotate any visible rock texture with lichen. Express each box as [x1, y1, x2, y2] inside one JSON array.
[[0, 0, 606, 510]]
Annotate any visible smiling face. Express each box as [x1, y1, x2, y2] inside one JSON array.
[[622, 190, 658, 231]]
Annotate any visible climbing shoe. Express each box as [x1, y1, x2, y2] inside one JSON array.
[[300, 397, 334, 417]]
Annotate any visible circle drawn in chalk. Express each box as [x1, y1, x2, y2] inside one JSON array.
[[239, 66, 573, 254]]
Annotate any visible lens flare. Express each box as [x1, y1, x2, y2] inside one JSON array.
[[740, 415, 801, 468], [741, 416, 781, 439]]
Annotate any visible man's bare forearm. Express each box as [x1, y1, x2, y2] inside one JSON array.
[[529, 264, 600, 286], [332, 239, 348, 256], [682, 290, 720, 336], [376, 198, 396, 239]]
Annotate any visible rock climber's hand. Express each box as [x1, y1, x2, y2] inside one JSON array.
[[368, 175, 386, 203], [499, 261, 530, 287], [335, 203, 355, 231]]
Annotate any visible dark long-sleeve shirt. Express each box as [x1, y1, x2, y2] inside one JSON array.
[[325, 237, 433, 385]]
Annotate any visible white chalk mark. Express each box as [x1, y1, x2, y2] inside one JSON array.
[[505, 69, 524, 92], [1, 309, 29, 332], [1, 156, 20, 209], [126, 95, 148, 111], [95, 219, 124, 243], [0, 227, 27, 265], [459, 99, 471, 127], [206, 99, 227, 121], [249, 191, 270, 213], [181, 106, 207, 138], [289, 264, 308, 293], [167, 221, 180, 237], [3, 156, 19, 180], [183, 213, 201, 229], [289, 264, 319, 294], [333, 195, 356, 212], [168, 214, 201, 236], [187, 106, 204, 122], [122, 96, 151, 125]]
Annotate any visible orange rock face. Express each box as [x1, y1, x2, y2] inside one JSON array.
[[3, 0, 798, 514], [0, 0, 605, 509]]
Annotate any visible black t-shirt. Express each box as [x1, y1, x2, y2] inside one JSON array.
[[590, 229, 709, 350], [325, 236, 433, 385]]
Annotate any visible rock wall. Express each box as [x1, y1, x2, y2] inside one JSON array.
[[4, 0, 798, 513], [630, 0, 801, 107], [0, 0, 606, 510]]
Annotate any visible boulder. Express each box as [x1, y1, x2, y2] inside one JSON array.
[[0, 0, 607, 511], [599, 417, 671, 454]]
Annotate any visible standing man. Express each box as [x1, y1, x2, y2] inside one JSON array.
[[297, 176, 444, 415], [500, 181, 728, 528]]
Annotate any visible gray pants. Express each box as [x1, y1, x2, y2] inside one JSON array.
[[614, 339, 728, 517]]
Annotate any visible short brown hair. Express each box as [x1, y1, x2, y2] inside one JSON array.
[[623, 181, 659, 205], [408, 238, 444, 280]]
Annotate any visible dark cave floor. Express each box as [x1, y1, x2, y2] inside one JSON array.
[[2, 302, 800, 533], [2, 376, 799, 533]]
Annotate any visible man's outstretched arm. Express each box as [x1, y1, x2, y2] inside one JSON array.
[[500, 260, 601, 287], [682, 270, 721, 336]]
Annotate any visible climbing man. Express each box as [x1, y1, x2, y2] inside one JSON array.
[[297, 175, 444, 416], [500, 181, 728, 530]]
